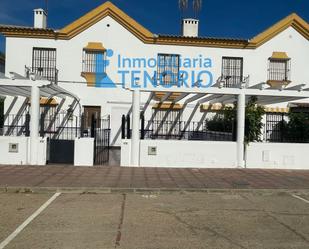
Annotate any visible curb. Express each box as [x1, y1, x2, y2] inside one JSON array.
[[1, 186, 309, 195]]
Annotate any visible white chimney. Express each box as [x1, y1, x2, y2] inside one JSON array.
[[182, 18, 199, 37], [33, 8, 47, 29]]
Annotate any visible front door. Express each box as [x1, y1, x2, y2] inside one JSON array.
[[84, 106, 101, 129]]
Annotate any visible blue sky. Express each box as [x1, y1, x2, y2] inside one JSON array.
[[0, 0, 308, 53]]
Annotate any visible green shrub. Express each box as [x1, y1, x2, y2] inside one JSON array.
[[206, 96, 265, 144]]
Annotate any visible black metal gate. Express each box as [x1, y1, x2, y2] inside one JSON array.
[[93, 116, 111, 165], [48, 139, 75, 164], [265, 113, 286, 142]]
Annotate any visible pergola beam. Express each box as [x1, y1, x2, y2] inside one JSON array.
[[134, 86, 309, 98], [198, 94, 223, 104], [258, 97, 306, 105], [184, 93, 205, 104], [0, 86, 29, 97], [209, 95, 236, 105], [173, 93, 189, 103], [160, 92, 173, 103]]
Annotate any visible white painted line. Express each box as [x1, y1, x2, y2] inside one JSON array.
[[292, 194, 309, 204], [0, 192, 61, 249]]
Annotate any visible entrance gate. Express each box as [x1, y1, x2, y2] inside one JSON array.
[[93, 116, 111, 165], [48, 139, 75, 164]]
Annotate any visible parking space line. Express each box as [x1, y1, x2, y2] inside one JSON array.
[[0, 192, 61, 249], [292, 194, 309, 204]]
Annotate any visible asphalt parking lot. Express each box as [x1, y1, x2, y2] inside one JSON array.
[[0, 191, 309, 249]]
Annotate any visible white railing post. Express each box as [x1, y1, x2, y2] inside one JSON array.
[[30, 83, 40, 165], [237, 92, 245, 168], [130, 81, 141, 167]]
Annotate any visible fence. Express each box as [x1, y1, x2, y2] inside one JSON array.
[[0, 113, 110, 141], [264, 113, 309, 143], [121, 115, 235, 142], [0, 114, 30, 137]]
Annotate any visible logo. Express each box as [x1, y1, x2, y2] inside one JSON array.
[[94, 49, 116, 88], [94, 49, 214, 89]]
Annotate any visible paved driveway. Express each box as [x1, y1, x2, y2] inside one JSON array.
[[1, 191, 309, 249]]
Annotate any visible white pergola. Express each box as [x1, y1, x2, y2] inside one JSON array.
[[127, 81, 309, 168], [0, 73, 79, 165]]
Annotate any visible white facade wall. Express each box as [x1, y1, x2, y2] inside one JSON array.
[[0, 137, 46, 165], [74, 138, 94, 166], [121, 140, 309, 169], [3, 14, 309, 146], [121, 139, 237, 168], [246, 142, 309, 170]]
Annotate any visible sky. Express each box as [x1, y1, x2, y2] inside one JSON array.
[[0, 0, 308, 53]]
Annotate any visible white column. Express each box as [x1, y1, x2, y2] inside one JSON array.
[[30, 84, 40, 165], [130, 87, 141, 167], [237, 93, 245, 168]]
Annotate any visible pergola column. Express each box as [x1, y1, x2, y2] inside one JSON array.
[[30, 84, 40, 165], [237, 92, 246, 168], [130, 86, 141, 167]]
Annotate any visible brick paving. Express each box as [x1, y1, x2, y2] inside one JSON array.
[[0, 165, 309, 190]]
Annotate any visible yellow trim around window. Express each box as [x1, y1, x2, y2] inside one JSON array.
[[84, 42, 106, 52], [270, 52, 290, 60]]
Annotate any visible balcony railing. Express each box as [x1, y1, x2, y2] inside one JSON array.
[[25, 66, 58, 83]]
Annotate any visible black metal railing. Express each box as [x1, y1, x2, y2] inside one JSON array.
[[268, 59, 291, 82], [1, 113, 110, 141], [121, 114, 235, 142], [0, 114, 30, 137], [30, 67, 58, 83], [222, 57, 244, 88], [264, 112, 309, 143]]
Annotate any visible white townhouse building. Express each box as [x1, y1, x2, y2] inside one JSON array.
[[0, 1, 309, 168]]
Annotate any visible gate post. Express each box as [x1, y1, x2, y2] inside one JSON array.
[[25, 113, 30, 137], [121, 115, 126, 139], [91, 114, 96, 138], [126, 114, 131, 139], [39, 113, 45, 137], [141, 112, 145, 140], [80, 113, 85, 138]]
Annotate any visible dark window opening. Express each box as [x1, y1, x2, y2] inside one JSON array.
[[268, 59, 291, 82], [83, 106, 101, 129], [82, 50, 106, 74], [32, 47, 57, 82], [222, 57, 243, 87], [157, 54, 180, 86]]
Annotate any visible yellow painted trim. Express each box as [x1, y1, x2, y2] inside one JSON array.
[[266, 80, 292, 88], [40, 97, 58, 106], [1, 4, 309, 49], [265, 107, 289, 113], [200, 103, 288, 114], [153, 103, 183, 110], [270, 52, 290, 60], [81, 72, 107, 87], [60, 1, 153, 41], [84, 42, 106, 52], [200, 103, 234, 112], [154, 92, 182, 101], [81, 72, 96, 87], [249, 13, 309, 48], [28, 97, 58, 106]]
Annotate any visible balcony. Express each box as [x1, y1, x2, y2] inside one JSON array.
[[26, 66, 58, 83]]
